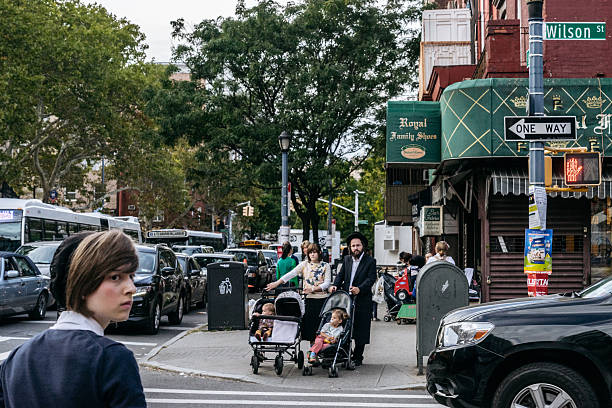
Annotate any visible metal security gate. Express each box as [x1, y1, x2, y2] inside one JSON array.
[[485, 194, 589, 302]]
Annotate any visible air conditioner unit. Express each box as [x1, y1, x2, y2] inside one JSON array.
[[127, 205, 136, 211], [384, 239, 398, 251]]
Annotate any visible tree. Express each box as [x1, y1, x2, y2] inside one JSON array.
[[169, 0, 421, 242], [0, 0, 153, 202]]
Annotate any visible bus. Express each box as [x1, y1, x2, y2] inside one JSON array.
[[237, 239, 271, 249], [0, 198, 142, 251], [145, 229, 225, 252]]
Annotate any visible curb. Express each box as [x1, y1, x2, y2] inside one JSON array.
[[141, 323, 207, 362]]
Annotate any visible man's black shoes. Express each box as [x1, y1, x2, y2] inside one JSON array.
[[353, 359, 363, 367]]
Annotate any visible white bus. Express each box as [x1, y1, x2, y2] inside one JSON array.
[[0, 199, 142, 251], [145, 229, 225, 252]]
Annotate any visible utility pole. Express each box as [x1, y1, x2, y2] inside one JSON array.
[[327, 179, 333, 261], [354, 190, 364, 232], [528, 0, 546, 228]]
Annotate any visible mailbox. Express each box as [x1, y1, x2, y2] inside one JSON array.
[[415, 261, 468, 374]]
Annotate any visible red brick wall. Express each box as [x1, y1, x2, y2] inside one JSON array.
[[483, 20, 528, 78], [544, 0, 612, 78]]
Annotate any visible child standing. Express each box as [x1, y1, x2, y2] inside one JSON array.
[[254, 303, 275, 341], [308, 309, 347, 362]]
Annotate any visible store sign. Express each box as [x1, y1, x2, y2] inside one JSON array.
[[386, 101, 441, 164], [419, 206, 443, 236]]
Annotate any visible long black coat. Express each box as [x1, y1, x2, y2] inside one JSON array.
[[333, 254, 377, 345]]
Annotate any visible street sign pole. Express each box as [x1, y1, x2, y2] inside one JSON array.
[[528, 0, 546, 229]]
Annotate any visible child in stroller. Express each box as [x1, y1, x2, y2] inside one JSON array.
[[302, 290, 355, 378], [307, 308, 347, 363], [249, 289, 305, 375], [253, 303, 275, 341]]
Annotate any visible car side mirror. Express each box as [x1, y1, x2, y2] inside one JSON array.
[[190, 269, 200, 277], [5, 270, 19, 279], [161, 266, 175, 276]]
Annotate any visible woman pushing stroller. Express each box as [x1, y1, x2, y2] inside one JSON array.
[[266, 243, 331, 343]]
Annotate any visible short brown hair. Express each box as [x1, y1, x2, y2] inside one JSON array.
[[332, 308, 348, 321], [66, 230, 139, 317], [306, 242, 322, 260]]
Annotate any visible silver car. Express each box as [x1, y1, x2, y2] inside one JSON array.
[[0, 252, 50, 320]]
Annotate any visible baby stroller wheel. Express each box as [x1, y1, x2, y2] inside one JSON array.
[[328, 365, 339, 378], [250, 355, 259, 374], [297, 350, 304, 369], [383, 315, 391, 322], [274, 355, 284, 376], [302, 365, 312, 376]]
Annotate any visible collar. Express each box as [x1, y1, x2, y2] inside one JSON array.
[[50, 310, 105, 336], [352, 252, 364, 263]]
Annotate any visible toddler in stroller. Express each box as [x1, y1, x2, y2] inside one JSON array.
[[249, 290, 305, 375], [253, 303, 275, 341], [307, 308, 347, 363], [302, 290, 355, 378]]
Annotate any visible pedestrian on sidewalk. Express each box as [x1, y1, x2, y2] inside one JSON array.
[[408, 255, 426, 300], [0, 230, 146, 408], [276, 241, 298, 288], [427, 241, 455, 265], [266, 242, 331, 343], [300, 240, 311, 261], [329, 231, 377, 366]]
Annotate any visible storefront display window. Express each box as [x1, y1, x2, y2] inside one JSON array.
[[591, 198, 612, 283]]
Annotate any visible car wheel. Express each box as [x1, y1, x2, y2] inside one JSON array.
[[145, 300, 161, 334], [29, 293, 47, 320], [184, 292, 191, 314], [397, 290, 409, 303], [492, 362, 598, 408], [168, 294, 184, 325]]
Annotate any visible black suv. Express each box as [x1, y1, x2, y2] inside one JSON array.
[[427, 276, 612, 408], [223, 248, 271, 290], [120, 244, 186, 334]]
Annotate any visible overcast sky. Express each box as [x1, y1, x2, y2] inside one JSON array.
[[82, 1, 288, 62]]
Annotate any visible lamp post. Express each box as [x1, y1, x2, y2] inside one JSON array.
[[354, 190, 364, 232], [279, 131, 291, 243]]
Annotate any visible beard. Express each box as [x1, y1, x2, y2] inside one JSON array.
[[352, 248, 363, 259]]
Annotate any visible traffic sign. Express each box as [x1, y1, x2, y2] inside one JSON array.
[[544, 22, 606, 41], [504, 116, 576, 141], [564, 152, 601, 186]]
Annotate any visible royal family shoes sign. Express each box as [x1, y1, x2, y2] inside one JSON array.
[[386, 101, 441, 164]]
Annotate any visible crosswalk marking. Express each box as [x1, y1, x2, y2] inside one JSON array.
[[120, 341, 158, 347], [146, 400, 440, 407], [0, 336, 30, 342], [144, 389, 432, 399]]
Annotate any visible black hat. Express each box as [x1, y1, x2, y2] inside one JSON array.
[[50, 232, 94, 310], [346, 231, 368, 248]]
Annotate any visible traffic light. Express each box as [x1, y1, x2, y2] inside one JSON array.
[[248, 206, 254, 216], [564, 152, 601, 186], [242, 206, 248, 216]]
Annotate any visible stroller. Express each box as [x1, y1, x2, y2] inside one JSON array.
[[381, 271, 414, 322], [249, 289, 305, 375], [302, 290, 355, 378]]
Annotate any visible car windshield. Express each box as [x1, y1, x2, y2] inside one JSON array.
[[136, 250, 156, 275], [262, 251, 278, 262], [226, 251, 257, 265], [177, 257, 187, 273], [16, 245, 58, 264], [578, 275, 612, 298], [196, 256, 231, 266], [173, 246, 201, 256]]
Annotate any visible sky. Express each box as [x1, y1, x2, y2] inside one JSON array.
[[82, 1, 288, 62]]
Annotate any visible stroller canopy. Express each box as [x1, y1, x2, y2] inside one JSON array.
[[320, 291, 352, 318], [275, 290, 305, 317]]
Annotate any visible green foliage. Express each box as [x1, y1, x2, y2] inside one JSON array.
[[166, 0, 421, 240], [0, 0, 152, 202]]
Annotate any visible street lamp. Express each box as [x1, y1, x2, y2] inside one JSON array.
[[354, 190, 364, 232], [279, 131, 291, 243]]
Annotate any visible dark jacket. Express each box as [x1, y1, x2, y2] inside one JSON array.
[[333, 253, 377, 344]]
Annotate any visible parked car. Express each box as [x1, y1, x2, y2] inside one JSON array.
[[172, 245, 214, 256], [261, 249, 278, 279], [116, 244, 186, 334], [223, 248, 270, 290], [427, 276, 612, 408], [175, 253, 207, 313], [0, 252, 50, 320], [16, 241, 61, 307]]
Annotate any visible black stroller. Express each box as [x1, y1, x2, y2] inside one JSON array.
[[302, 290, 355, 378], [381, 272, 403, 322], [249, 289, 305, 375]]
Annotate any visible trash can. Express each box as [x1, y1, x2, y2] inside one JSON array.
[[207, 261, 248, 330], [415, 261, 468, 374]]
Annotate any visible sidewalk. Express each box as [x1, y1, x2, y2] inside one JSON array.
[[141, 313, 427, 391]]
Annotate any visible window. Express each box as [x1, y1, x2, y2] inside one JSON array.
[[26, 218, 43, 243], [14, 257, 37, 277], [43, 220, 58, 241], [386, 167, 427, 186]]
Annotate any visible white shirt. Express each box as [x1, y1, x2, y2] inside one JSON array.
[[50, 310, 105, 336], [349, 252, 364, 287], [427, 254, 456, 265]]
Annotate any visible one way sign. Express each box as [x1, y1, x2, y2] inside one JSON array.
[[504, 116, 576, 141]]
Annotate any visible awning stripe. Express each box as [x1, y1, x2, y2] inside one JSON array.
[[490, 168, 612, 199]]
